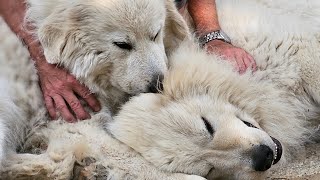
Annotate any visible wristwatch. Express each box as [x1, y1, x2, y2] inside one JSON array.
[[199, 30, 232, 47]]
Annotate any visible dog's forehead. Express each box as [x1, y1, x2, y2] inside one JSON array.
[[102, 0, 166, 23], [72, 0, 167, 37], [113, 0, 166, 32]]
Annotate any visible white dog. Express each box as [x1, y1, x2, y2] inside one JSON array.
[[110, 0, 320, 179], [108, 0, 320, 179], [26, 0, 189, 99], [1, 0, 320, 179]]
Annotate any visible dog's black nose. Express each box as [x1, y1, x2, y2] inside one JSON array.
[[148, 74, 164, 93], [251, 145, 274, 171]]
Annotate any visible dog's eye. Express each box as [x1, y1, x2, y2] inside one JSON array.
[[152, 31, 160, 41], [201, 117, 214, 135], [242, 121, 258, 128], [113, 42, 133, 50]]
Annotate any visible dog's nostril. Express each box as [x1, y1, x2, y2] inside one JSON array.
[[148, 74, 164, 93], [251, 145, 274, 171]]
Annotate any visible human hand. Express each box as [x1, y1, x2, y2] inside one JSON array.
[[37, 61, 101, 122], [205, 40, 257, 74]]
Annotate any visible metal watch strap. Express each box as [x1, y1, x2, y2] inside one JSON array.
[[199, 30, 232, 47]]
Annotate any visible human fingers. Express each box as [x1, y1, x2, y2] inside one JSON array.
[[235, 53, 246, 74], [73, 83, 101, 112], [52, 95, 76, 122], [248, 54, 257, 72], [44, 95, 56, 120], [243, 54, 253, 72], [63, 92, 91, 120]]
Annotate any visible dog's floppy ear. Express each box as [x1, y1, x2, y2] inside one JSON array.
[[37, 20, 67, 65], [36, 5, 87, 65], [164, 0, 191, 55]]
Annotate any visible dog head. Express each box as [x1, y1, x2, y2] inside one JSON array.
[[109, 42, 307, 179], [34, 0, 190, 95]]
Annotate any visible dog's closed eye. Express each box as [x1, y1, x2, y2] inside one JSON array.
[[113, 42, 133, 50], [236, 115, 258, 128], [151, 31, 160, 42], [201, 117, 214, 136], [242, 120, 258, 129]]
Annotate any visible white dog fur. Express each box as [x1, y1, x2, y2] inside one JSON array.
[[25, 0, 190, 104], [110, 0, 320, 178], [0, 0, 201, 179], [0, 0, 320, 179]]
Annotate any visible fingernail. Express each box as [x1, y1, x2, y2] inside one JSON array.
[[94, 105, 101, 112], [67, 118, 76, 123]]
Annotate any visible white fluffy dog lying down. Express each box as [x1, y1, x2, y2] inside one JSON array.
[[1, 0, 320, 179]]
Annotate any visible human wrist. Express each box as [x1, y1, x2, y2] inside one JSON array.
[[24, 41, 52, 75], [199, 30, 232, 48]]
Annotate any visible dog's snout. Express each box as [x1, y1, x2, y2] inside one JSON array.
[[148, 74, 164, 93], [251, 145, 274, 171]]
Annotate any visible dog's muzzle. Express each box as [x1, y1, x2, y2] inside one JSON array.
[[245, 121, 283, 170], [251, 137, 282, 172]]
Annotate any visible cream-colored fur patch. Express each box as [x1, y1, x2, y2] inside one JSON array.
[[0, 0, 320, 179]]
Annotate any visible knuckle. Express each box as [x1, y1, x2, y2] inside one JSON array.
[[81, 89, 91, 98], [44, 89, 55, 97], [44, 96, 52, 102], [54, 81, 65, 89], [69, 100, 82, 110], [68, 78, 78, 85], [55, 104, 65, 111], [55, 85, 67, 93]]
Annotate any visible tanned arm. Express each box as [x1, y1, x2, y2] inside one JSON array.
[[188, 0, 220, 36], [0, 0, 46, 68]]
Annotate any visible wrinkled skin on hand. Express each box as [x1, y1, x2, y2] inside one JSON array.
[[37, 61, 101, 122]]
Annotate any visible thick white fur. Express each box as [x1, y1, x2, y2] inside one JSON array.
[[111, 0, 320, 179], [215, 0, 320, 116], [0, 0, 203, 179], [0, 0, 320, 179]]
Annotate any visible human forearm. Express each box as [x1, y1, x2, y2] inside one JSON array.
[[0, 0, 47, 68], [0, 0, 26, 36], [187, 0, 220, 36]]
